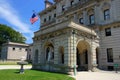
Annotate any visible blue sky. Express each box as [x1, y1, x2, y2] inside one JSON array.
[[0, 0, 53, 44]]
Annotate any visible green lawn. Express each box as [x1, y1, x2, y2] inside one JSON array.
[[0, 69, 75, 80]]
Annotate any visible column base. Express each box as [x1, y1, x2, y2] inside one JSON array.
[[91, 64, 100, 72]]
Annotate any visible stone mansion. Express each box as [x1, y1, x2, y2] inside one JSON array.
[[32, 0, 120, 74]]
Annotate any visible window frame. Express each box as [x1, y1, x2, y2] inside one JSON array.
[[105, 28, 111, 36], [89, 14, 95, 25], [49, 16, 51, 21], [44, 18, 46, 22], [62, 5, 65, 11], [79, 18, 84, 24], [71, 0, 74, 6], [54, 13, 56, 18], [104, 9, 110, 20], [107, 48, 113, 62]]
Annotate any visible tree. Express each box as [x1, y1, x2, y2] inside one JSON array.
[[0, 24, 26, 46]]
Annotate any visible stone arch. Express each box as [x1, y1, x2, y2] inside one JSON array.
[[78, 13, 83, 18], [58, 46, 64, 64], [34, 49, 39, 63], [76, 40, 91, 71], [76, 39, 90, 48], [44, 42, 54, 62], [87, 8, 94, 15]]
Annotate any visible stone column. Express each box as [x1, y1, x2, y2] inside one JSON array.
[[54, 38, 59, 64], [67, 30, 77, 75], [64, 37, 70, 66], [90, 41, 98, 71]]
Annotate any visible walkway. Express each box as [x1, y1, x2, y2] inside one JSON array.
[[75, 71, 120, 80], [0, 65, 32, 70]]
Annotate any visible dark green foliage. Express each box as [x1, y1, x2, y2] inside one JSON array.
[[0, 24, 26, 46], [0, 69, 75, 80]]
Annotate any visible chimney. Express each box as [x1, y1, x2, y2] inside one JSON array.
[[45, 0, 53, 8]]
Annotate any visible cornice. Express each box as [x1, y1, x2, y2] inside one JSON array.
[[99, 21, 120, 30]]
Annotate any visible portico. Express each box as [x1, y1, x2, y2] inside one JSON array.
[[33, 20, 99, 74]]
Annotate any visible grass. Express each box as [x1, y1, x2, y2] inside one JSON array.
[[0, 69, 75, 80]]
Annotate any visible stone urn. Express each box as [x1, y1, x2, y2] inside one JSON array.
[[17, 61, 28, 74]]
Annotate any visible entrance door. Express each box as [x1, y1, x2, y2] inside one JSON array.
[[76, 41, 90, 71]]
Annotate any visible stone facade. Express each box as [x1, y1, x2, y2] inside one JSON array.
[[33, 0, 120, 74], [1, 42, 32, 61]]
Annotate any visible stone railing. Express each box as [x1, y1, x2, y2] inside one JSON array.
[[41, 19, 56, 28]]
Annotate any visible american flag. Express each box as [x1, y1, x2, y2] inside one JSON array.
[[30, 13, 38, 24]]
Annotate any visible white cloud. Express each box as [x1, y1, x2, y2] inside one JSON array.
[[0, 0, 34, 43]]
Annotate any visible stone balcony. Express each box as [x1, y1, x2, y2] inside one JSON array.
[[40, 19, 56, 28], [35, 19, 97, 37]]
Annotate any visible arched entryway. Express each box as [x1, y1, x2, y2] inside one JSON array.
[[34, 49, 39, 63], [76, 40, 90, 71], [59, 46, 64, 64]]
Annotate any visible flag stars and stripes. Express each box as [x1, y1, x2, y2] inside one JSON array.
[[30, 13, 38, 24]]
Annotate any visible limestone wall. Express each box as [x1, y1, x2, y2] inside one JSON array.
[[99, 26, 120, 70]]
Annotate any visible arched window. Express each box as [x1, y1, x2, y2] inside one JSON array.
[[87, 9, 95, 25], [78, 13, 84, 24], [46, 47, 49, 60], [71, 0, 74, 6], [102, 2, 110, 20], [34, 49, 38, 63]]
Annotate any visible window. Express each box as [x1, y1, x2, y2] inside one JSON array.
[[35, 50, 38, 63], [108, 66, 114, 71], [104, 9, 110, 20], [79, 18, 84, 24], [105, 28, 111, 36], [62, 5, 65, 11], [49, 16, 51, 21], [89, 14, 95, 24], [13, 48, 15, 51], [29, 49, 31, 51], [107, 48, 113, 62], [44, 18, 46, 22], [54, 13, 56, 18], [25, 49, 28, 51], [71, 1, 74, 6], [59, 47, 64, 64]]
